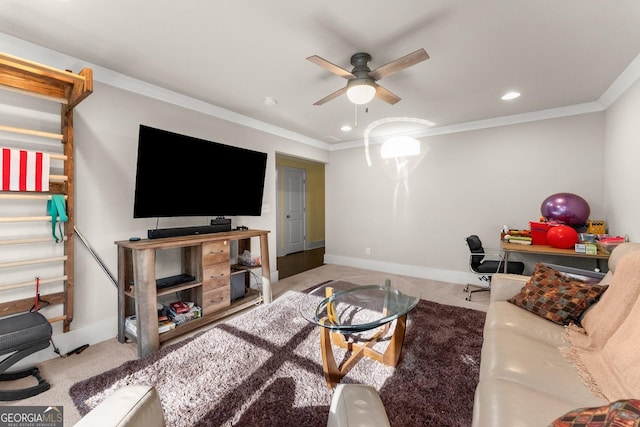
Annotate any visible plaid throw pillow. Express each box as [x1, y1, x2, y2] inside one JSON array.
[[508, 263, 608, 326], [549, 399, 640, 426]]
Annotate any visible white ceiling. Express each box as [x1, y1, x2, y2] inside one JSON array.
[[2, 0, 640, 146]]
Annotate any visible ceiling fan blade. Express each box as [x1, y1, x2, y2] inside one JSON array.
[[368, 48, 429, 81], [374, 84, 401, 105], [313, 87, 348, 105], [307, 55, 354, 79]]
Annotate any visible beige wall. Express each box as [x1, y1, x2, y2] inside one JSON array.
[[325, 112, 606, 281], [604, 78, 640, 239]]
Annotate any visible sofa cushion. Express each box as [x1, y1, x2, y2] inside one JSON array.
[[484, 301, 565, 347], [549, 399, 640, 426], [490, 273, 531, 302], [472, 378, 606, 427], [507, 263, 608, 326], [479, 329, 602, 403]]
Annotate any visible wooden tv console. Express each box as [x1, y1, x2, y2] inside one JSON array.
[[115, 229, 271, 357]]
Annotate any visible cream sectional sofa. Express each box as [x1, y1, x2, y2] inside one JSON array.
[[472, 242, 640, 426], [74, 385, 166, 427]]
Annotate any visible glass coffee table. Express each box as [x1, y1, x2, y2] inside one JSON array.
[[299, 277, 420, 388]]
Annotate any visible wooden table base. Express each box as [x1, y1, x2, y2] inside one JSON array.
[[320, 314, 407, 388]]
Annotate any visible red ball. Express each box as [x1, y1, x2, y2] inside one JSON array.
[[546, 225, 579, 249]]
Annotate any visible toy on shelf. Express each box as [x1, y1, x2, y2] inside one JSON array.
[[501, 227, 532, 245], [546, 225, 579, 249], [587, 220, 606, 234]]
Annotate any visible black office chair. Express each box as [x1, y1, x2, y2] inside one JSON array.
[[464, 235, 525, 301]]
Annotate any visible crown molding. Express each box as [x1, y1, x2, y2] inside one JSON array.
[[0, 32, 330, 151]]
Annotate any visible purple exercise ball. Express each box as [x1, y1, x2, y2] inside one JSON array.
[[540, 193, 590, 226]]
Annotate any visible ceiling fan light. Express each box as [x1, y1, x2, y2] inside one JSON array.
[[346, 79, 376, 105]]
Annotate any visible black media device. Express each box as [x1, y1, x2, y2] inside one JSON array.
[[230, 271, 247, 302], [156, 273, 196, 290], [133, 125, 267, 238], [147, 223, 231, 239], [211, 218, 232, 228]]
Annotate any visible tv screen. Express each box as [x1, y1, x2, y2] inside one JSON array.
[[133, 125, 267, 218]]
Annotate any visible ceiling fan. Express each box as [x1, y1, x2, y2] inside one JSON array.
[[307, 48, 429, 106]]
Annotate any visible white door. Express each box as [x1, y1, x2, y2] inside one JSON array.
[[281, 166, 305, 255]]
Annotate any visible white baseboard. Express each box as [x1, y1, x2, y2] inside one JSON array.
[[306, 240, 325, 250], [10, 316, 119, 369], [323, 253, 480, 285]]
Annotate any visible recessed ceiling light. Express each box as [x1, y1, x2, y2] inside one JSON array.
[[340, 125, 352, 132], [263, 97, 278, 106], [501, 91, 521, 100]]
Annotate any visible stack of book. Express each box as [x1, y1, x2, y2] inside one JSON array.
[[505, 235, 532, 245], [125, 315, 137, 337], [125, 314, 177, 337], [125, 302, 203, 337], [157, 304, 176, 333], [157, 309, 176, 333], [165, 301, 202, 325]]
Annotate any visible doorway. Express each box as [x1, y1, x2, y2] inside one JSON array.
[[275, 156, 326, 279], [277, 247, 325, 280]]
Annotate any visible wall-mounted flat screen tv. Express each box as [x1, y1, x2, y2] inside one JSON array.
[[133, 125, 267, 218]]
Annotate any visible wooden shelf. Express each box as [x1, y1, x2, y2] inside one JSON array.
[[116, 230, 271, 357], [124, 281, 203, 299], [0, 52, 92, 107], [157, 281, 201, 296], [231, 263, 262, 272], [158, 289, 262, 343]]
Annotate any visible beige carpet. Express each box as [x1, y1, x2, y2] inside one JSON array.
[[0, 264, 489, 425]]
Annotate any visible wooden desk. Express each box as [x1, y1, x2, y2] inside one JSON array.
[[501, 241, 609, 272]]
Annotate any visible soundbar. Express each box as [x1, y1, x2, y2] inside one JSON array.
[[148, 223, 232, 239]]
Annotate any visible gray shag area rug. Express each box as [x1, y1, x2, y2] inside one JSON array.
[[69, 290, 485, 427]]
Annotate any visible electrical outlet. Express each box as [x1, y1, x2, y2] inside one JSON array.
[[365, 247, 371, 255]]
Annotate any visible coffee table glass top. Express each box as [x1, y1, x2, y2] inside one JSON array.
[[299, 278, 420, 333]]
